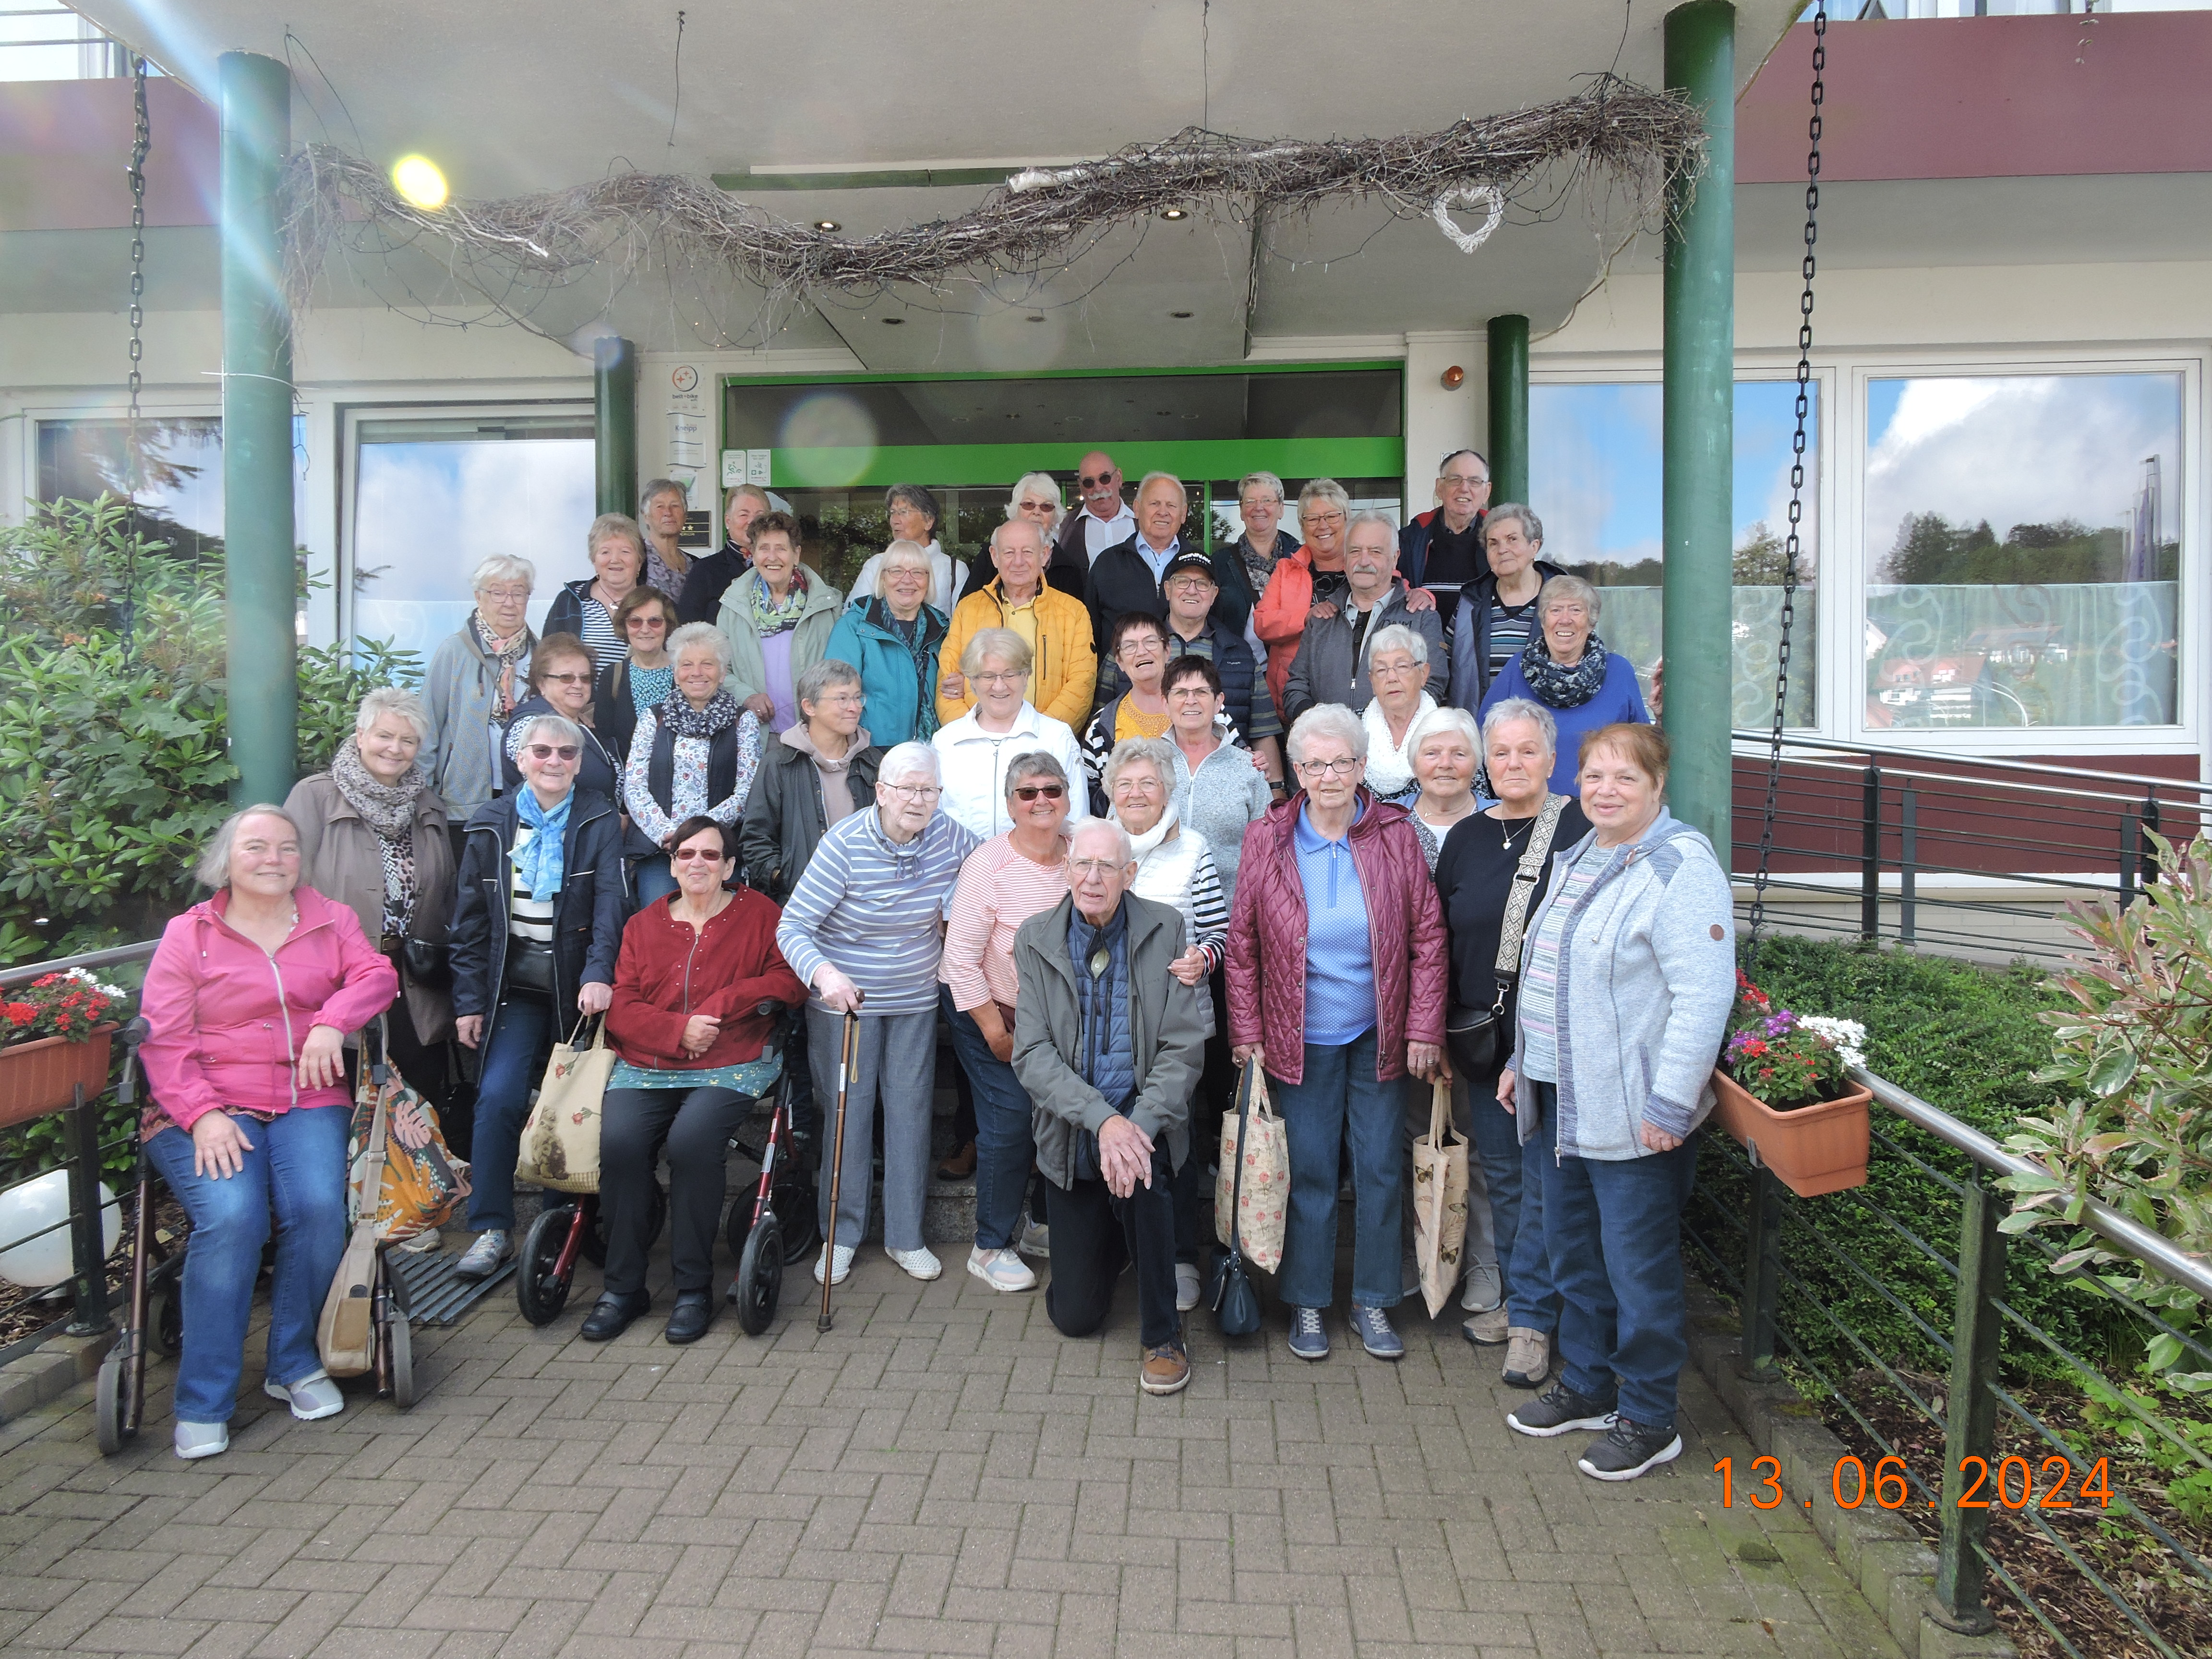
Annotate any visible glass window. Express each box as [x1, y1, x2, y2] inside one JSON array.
[[349, 411, 595, 653], [1863, 372, 2183, 731], [1529, 381, 1820, 726], [36, 412, 307, 576]]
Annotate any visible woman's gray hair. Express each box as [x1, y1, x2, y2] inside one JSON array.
[[1237, 470, 1285, 506], [587, 512, 645, 560], [885, 482, 941, 535], [638, 478, 689, 515], [1485, 502, 1543, 546], [874, 538, 933, 597], [1364, 622, 1428, 669], [1003, 750, 1069, 798], [1005, 471, 1063, 522], [1407, 705, 1481, 759], [1345, 508, 1399, 545], [961, 626, 1031, 678], [193, 805, 301, 888], [1297, 477, 1350, 517], [1481, 696, 1559, 756], [515, 712, 584, 751], [353, 685, 431, 742], [1101, 736, 1176, 800], [1286, 703, 1368, 765], [1538, 573, 1600, 624], [878, 741, 940, 786], [796, 657, 862, 709], [470, 553, 535, 595], [667, 621, 732, 673]]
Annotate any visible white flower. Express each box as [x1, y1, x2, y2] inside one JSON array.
[[1798, 1015, 1867, 1070]]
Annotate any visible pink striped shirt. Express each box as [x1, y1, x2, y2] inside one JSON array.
[[938, 833, 1071, 1011]]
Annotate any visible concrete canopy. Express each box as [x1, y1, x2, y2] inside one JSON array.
[[68, 0, 1805, 363]]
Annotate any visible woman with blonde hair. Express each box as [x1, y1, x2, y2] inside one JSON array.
[[1479, 575, 1648, 795]]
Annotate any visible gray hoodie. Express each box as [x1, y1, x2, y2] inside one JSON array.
[[1510, 809, 1736, 1162]]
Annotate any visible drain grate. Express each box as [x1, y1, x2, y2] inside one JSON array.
[[388, 1243, 516, 1326]]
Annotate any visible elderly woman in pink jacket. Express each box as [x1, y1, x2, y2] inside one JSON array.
[[138, 805, 397, 1462]]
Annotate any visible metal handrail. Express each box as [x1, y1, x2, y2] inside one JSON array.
[[0, 940, 158, 990], [1853, 1065, 2212, 1302], [1732, 729, 2212, 800]]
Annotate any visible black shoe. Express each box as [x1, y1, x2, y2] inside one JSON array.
[[664, 1290, 712, 1345], [1506, 1381, 1619, 1439], [579, 1289, 651, 1342], [1577, 1418, 1684, 1481]]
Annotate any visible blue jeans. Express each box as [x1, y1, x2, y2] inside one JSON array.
[[145, 1105, 351, 1424], [1466, 1070, 1561, 1333], [942, 986, 1034, 1251], [634, 855, 677, 908], [1271, 1028, 1400, 1311], [465, 995, 557, 1231], [1538, 1082, 1700, 1428]]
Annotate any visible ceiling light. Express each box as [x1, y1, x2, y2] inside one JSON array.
[[814, 218, 841, 232], [1170, 311, 1193, 319], [1026, 313, 1046, 323], [881, 316, 904, 325], [390, 155, 448, 210], [1160, 207, 1188, 219]]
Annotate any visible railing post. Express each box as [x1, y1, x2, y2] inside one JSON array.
[[1741, 1165, 1785, 1375], [1860, 761, 1882, 942], [1932, 1176, 2004, 1635], [63, 1083, 111, 1336], [1899, 786, 1918, 948], [2120, 810, 2138, 908], [2142, 789, 2161, 893]]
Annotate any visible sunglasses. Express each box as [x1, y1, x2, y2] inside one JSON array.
[[625, 615, 669, 630], [1012, 783, 1066, 802], [1079, 473, 1118, 489], [541, 672, 592, 685], [671, 846, 729, 863], [526, 744, 580, 761]]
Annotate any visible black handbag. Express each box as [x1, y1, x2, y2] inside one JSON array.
[[1209, 1066, 1264, 1338], [505, 939, 556, 998], [400, 936, 451, 991], [1445, 991, 1509, 1082]]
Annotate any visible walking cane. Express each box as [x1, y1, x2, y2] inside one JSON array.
[[817, 1001, 864, 1333]]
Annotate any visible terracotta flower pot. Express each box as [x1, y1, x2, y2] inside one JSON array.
[[0, 1024, 117, 1129], [1708, 1066, 1870, 1198]]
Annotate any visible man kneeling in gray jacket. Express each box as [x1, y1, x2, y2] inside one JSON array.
[[1012, 820, 1211, 1395]]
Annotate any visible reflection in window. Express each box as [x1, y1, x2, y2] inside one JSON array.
[[350, 413, 595, 654], [1863, 373, 2181, 730], [1528, 382, 1819, 726]]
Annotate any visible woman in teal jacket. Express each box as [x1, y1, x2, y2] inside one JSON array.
[[823, 541, 950, 746]]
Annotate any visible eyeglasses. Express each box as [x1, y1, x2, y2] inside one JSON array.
[[1295, 757, 1361, 778], [480, 586, 530, 602], [973, 670, 1026, 687], [1441, 472, 1489, 489], [1011, 783, 1066, 802], [1301, 510, 1346, 527], [671, 846, 728, 863], [625, 615, 668, 631], [526, 744, 580, 761], [1017, 499, 1057, 515], [1117, 638, 1164, 657], [879, 782, 942, 800], [541, 672, 592, 685], [1070, 859, 1125, 879], [1079, 472, 1118, 489], [1166, 575, 1214, 592]]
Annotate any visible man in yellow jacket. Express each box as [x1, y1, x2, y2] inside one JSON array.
[[938, 519, 1098, 730]]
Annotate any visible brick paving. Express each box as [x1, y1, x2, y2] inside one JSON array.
[[0, 1230, 1910, 1659]]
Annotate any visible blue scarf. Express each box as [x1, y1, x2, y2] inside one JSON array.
[[511, 788, 571, 902]]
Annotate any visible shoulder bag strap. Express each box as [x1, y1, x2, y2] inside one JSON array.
[[1492, 793, 1571, 980], [1224, 1063, 1255, 1267], [358, 1059, 391, 1220]]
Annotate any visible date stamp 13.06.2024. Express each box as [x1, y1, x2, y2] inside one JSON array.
[[1714, 1454, 2115, 1513]]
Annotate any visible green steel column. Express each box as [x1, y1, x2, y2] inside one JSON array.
[[1662, 1, 1735, 856], [1486, 314, 1529, 505], [219, 51, 296, 805], [595, 337, 638, 515]]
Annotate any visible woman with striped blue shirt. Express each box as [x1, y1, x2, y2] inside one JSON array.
[[775, 742, 980, 1286]]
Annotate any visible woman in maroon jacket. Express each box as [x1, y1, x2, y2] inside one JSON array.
[[595, 815, 805, 1344], [1226, 704, 1448, 1364]]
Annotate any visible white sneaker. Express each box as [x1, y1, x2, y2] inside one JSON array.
[[813, 1243, 855, 1285], [1175, 1262, 1202, 1312], [887, 1245, 942, 1281], [966, 1246, 1037, 1292], [263, 1371, 345, 1421], [1014, 1219, 1051, 1259], [1460, 1260, 1503, 1313], [174, 1420, 229, 1460]]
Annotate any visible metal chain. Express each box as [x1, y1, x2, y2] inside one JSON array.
[[1745, 2, 1824, 957], [122, 52, 149, 659]]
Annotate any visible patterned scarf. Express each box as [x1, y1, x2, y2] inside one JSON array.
[[469, 610, 531, 720], [746, 568, 811, 636], [511, 787, 572, 902], [1519, 630, 1611, 710], [330, 737, 425, 838], [659, 688, 743, 738]]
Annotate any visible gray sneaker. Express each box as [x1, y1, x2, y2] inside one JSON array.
[[454, 1229, 510, 1280], [1502, 1325, 1551, 1388], [1461, 1305, 1511, 1346], [1508, 1381, 1619, 1439]]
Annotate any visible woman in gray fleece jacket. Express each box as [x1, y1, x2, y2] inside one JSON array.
[[1495, 721, 1735, 1484]]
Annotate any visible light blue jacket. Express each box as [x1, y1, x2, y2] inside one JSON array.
[[1510, 809, 1735, 1161]]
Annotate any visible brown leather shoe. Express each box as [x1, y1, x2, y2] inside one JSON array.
[[1140, 1342, 1191, 1395], [936, 1141, 977, 1180]]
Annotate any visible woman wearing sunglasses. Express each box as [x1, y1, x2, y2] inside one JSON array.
[[448, 712, 627, 1281], [499, 635, 625, 804], [591, 586, 678, 761]]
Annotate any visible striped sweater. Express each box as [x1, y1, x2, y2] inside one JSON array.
[[775, 808, 979, 1017], [939, 833, 1072, 1012]]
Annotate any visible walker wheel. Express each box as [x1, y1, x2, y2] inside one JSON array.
[[516, 1206, 577, 1326], [774, 1181, 817, 1258], [95, 1337, 133, 1455], [729, 1214, 784, 1335], [580, 1183, 664, 1269], [386, 1307, 414, 1409], [154, 1286, 182, 1357]]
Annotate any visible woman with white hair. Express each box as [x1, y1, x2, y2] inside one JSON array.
[[1479, 574, 1649, 795], [285, 688, 465, 1145], [1353, 623, 1442, 809], [824, 539, 950, 745], [955, 472, 1074, 601], [448, 710, 627, 1281], [1404, 705, 1483, 873], [623, 622, 766, 906], [423, 553, 537, 827], [777, 742, 981, 1285], [1226, 705, 1446, 1363]]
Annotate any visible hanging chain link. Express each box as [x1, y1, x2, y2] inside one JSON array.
[[122, 52, 150, 660], [1745, 2, 1825, 957]]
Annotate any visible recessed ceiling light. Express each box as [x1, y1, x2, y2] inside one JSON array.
[[1161, 207, 1188, 220], [1026, 313, 1046, 322], [881, 316, 904, 325], [814, 218, 841, 232], [1170, 310, 1193, 319]]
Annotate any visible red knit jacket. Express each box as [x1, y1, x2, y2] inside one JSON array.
[[605, 889, 806, 1071], [1225, 791, 1447, 1086]]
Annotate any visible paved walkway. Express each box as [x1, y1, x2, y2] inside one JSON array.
[[0, 1241, 1908, 1659]]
